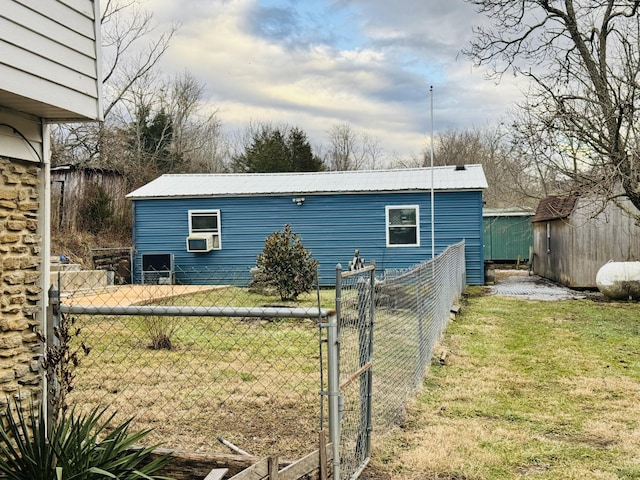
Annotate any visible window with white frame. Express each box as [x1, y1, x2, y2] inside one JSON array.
[[188, 209, 221, 250], [386, 205, 420, 247]]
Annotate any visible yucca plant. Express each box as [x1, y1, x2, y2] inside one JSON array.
[[0, 400, 173, 480]]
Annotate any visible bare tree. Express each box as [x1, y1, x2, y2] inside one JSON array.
[[417, 126, 544, 208], [52, 0, 178, 167], [360, 132, 385, 170], [326, 123, 359, 171], [325, 123, 384, 170], [164, 72, 227, 173], [430, 128, 485, 167], [101, 0, 178, 119], [167, 72, 205, 158], [183, 115, 229, 173], [111, 71, 228, 186], [465, 0, 640, 219], [507, 106, 575, 199]]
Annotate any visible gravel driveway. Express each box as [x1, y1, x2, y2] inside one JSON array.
[[488, 269, 592, 301]]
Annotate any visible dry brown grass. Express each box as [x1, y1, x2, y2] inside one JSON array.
[[362, 293, 640, 479], [66, 305, 326, 459]]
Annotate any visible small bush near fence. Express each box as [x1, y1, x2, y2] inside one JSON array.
[[255, 224, 318, 301]]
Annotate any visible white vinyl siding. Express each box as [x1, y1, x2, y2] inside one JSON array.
[[0, 0, 102, 121], [0, 17, 97, 73], [0, 110, 43, 162]]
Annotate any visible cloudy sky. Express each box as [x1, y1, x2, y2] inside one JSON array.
[[138, 0, 527, 162]]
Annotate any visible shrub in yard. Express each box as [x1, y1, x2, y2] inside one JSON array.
[[142, 315, 178, 350], [0, 400, 172, 480], [256, 224, 318, 301]]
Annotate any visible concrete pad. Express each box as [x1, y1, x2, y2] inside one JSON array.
[[63, 284, 225, 307]]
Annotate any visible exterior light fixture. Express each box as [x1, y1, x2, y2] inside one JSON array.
[[292, 197, 305, 206]]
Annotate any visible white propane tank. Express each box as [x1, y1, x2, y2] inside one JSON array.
[[595, 262, 640, 300]]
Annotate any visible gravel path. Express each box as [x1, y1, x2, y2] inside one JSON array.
[[488, 269, 590, 301]]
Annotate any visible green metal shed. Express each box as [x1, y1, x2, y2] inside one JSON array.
[[483, 207, 534, 263]]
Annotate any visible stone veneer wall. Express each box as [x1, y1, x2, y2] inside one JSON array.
[[0, 156, 43, 405]]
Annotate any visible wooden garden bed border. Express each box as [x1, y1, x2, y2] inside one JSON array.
[[153, 431, 332, 480]]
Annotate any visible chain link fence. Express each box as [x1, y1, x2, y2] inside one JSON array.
[[369, 241, 466, 431], [331, 241, 466, 479], [332, 264, 375, 480], [48, 241, 466, 478], [50, 265, 330, 460]]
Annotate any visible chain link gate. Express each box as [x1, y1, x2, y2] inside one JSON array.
[[325, 242, 466, 480], [325, 263, 376, 480]]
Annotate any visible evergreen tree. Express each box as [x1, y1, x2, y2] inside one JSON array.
[[233, 124, 324, 173], [130, 105, 183, 176], [288, 127, 324, 172], [256, 224, 318, 301], [247, 128, 291, 172]]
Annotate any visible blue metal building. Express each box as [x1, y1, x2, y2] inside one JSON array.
[[126, 165, 488, 286]]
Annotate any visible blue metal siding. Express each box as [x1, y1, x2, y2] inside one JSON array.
[[132, 190, 484, 286]]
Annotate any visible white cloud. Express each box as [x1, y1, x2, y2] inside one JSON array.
[[138, 0, 529, 161]]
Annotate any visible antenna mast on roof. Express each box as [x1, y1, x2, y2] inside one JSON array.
[[430, 85, 435, 259]]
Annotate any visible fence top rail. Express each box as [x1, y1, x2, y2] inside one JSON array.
[[340, 264, 375, 278], [59, 304, 333, 319], [380, 240, 465, 282]]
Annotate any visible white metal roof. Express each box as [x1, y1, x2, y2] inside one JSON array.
[[483, 207, 535, 217], [126, 164, 488, 199]]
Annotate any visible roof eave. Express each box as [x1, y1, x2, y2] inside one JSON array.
[[127, 187, 487, 200]]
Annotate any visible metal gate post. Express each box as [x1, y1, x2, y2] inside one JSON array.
[[365, 265, 375, 456], [327, 310, 341, 480]]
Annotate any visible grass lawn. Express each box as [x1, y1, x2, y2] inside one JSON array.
[[364, 289, 640, 479], [67, 287, 335, 458]]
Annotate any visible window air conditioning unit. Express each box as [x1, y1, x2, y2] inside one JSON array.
[[186, 234, 218, 252]]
